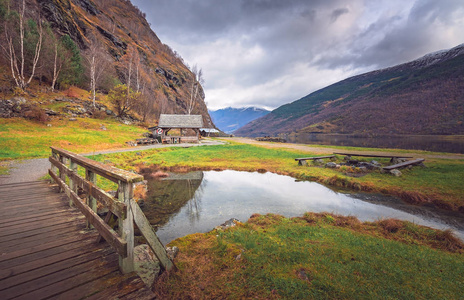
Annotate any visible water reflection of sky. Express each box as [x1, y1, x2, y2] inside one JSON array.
[[155, 170, 464, 244]]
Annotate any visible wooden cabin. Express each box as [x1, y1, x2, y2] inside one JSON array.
[[156, 114, 204, 144]]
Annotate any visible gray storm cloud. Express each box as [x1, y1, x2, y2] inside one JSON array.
[[132, 0, 464, 110]]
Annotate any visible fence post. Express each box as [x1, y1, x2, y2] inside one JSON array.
[[58, 155, 67, 193], [118, 180, 134, 274], [85, 169, 97, 229], [69, 159, 77, 207], [50, 151, 58, 185]]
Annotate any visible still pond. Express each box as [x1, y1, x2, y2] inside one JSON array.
[[141, 170, 464, 244]]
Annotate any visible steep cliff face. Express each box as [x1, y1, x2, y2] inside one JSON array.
[[4, 0, 213, 127]]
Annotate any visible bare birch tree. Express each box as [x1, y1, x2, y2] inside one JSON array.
[[84, 41, 110, 106], [187, 64, 204, 115], [3, 0, 43, 90]]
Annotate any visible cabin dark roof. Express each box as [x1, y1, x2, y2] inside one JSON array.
[[158, 114, 204, 129]]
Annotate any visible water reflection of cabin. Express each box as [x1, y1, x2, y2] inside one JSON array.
[[157, 114, 204, 144]]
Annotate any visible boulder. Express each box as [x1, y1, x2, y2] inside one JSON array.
[[133, 244, 161, 289], [390, 169, 402, 177], [325, 162, 337, 168], [313, 159, 324, 166]]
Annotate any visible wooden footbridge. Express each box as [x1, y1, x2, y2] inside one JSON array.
[[0, 148, 175, 299]]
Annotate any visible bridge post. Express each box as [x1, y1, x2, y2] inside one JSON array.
[[50, 152, 59, 185], [118, 181, 134, 274], [58, 155, 67, 193], [85, 169, 97, 229], [68, 159, 77, 207]]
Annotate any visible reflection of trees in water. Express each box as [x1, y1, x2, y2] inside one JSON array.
[[186, 178, 207, 223], [141, 171, 204, 229]]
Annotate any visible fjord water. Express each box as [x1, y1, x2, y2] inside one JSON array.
[[284, 133, 464, 154], [141, 170, 464, 244]]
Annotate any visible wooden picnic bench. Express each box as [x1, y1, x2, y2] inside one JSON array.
[[383, 158, 425, 171], [333, 152, 413, 159], [295, 155, 335, 166]]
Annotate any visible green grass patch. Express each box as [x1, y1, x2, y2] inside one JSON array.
[[0, 118, 146, 160], [157, 213, 464, 299]]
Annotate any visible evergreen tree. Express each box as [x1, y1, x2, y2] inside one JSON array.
[[59, 34, 83, 86]]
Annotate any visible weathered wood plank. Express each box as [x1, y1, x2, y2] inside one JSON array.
[[0, 229, 96, 262], [0, 180, 148, 299], [11, 260, 120, 300], [0, 236, 101, 274], [51, 147, 143, 184], [119, 181, 134, 273], [0, 214, 85, 237], [85, 275, 150, 300], [0, 224, 90, 253], [0, 209, 81, 228], [0, 221, 84, 244], [383, 158, 425, 170], [0, 247, 113, 291], [333, 152, 413, 158], [0, 241, 105, 280], [130, 198, 175, 271], [295, 155, 336, 161], [1, 254, 118, 299], [49, 156, 126, 219], [49, 169, 127, 258]]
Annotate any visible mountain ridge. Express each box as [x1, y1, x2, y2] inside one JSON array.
[[209, 107, 270, 133], [235, 43, 464, 137]]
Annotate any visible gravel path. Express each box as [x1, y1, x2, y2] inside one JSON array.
[[224, 137, 464, 160], [0, 139, 224, 185]]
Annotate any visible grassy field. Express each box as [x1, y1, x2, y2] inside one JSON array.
[[89, 140, 464, 212], [0, 117, 146, 161], [154, 213, 464, 299]]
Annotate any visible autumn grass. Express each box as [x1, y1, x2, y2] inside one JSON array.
[[155, 213, 464, 299], [89, 140, 464, 211], [0, 117, 146, 161]]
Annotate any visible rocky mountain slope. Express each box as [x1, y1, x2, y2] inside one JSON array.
[[209, 107, 270, 133], [0, 0, 213, 127], [236, 44, 464, 137]]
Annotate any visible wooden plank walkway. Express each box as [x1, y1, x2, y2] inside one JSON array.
[[0, 181, 155, 300]]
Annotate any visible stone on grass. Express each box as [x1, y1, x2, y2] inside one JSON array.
[[325, 162, 337, 168], [313, 159, 324, 166], [390, 169, 402, 177]]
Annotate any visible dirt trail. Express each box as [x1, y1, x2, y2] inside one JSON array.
[[224, 137, 464, 160], [0, 139, 224, 184]]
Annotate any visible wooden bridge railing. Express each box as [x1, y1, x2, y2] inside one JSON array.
[[48, 147, 175, 274]]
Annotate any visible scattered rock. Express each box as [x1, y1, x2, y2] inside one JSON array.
[[215, 218, 240, 231], [100, 125, 107, 131], [344, 155, 352, 161], [166, 246, 179, 260], [126, 141, 137, 146], [313, 159, 324, 166], [47, 124, 52, 127], [325, 162, 337, 168], [69, 118, 77, 121], [45, 109, 58, 116], [391, 157, 408, 165], [390, 169, 402, 177]]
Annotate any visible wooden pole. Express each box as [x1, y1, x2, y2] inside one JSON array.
[[86, 169, 97, 228], [118, 180, 134, 274], [69, 159, 77, 207]]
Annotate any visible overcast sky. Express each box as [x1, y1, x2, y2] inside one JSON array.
[[132, 0, 464, 110]]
